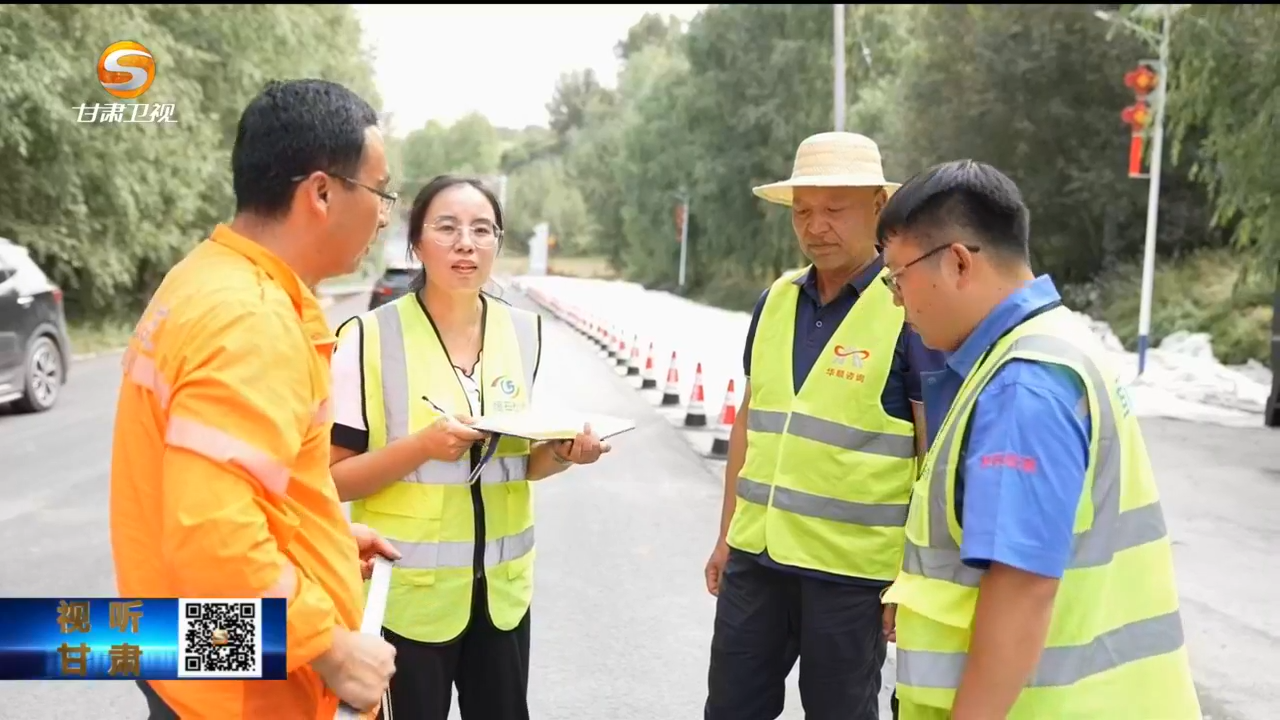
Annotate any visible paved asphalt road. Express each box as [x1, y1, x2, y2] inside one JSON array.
[[0, 287, 1276, 719]]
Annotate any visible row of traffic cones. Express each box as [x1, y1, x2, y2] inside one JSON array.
[[543, 296, 739, 460]]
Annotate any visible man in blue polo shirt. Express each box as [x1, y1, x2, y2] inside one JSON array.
[[703, 132, 946, 720], [878, 160, 1200, 719]]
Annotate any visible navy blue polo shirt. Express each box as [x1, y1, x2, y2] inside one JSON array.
[[738, 255, 947, 588]]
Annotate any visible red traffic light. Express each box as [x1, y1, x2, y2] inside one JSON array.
[[1124, 65, 1158, 97], [1121, 101, 1151, 130]]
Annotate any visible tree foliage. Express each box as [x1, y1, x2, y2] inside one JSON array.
[[399, 113, 503, 190], [1168, 4, 1280, 265], [541, 4, 1273, 361], [868, 4, 1223, 285], [552, 3, 1256, 301], [0, 4, 378, 316], [4, 4, 1274, 362]]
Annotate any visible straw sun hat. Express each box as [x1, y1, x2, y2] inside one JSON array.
[[752, 131, 901, 207]]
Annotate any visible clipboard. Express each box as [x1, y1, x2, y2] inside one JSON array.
[[468, 409, 637, 442], [464, 409, 634, 484]]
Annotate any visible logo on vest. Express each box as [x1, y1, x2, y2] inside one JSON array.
[[1114, 377, 1134, 419], [489, 375, 522, 412], [826, 345, 870, 383]]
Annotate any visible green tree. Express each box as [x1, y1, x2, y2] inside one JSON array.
[[546, 68, 614, 147], [544, 3, 1273, 363], [398, 113, 503, 193], [871, 4, 1219, 285], [1169, 4, 1280, 264], [499, 126, 558, 174], [0, 4, 380, 318], [442, 113, 502, 175], [565, 93, 629, 267], [505, 158, 590, 256], [615, 13, 685, 61]]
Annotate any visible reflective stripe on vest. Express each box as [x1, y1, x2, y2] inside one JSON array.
[[885, 307, 1199, 718], [389, 524, 537, 572], [346, 294, 542, 643], [729, 267, 917, 581], [368, 297, 540, 571], [746, 406, 916, 459], [898, 333, 1182, 690]]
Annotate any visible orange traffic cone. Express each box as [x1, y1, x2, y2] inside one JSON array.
[[626, 335, 641, 376], [661, 352, 681, 406], [684, 362, 708, 428], [605, 327, 617, 358], [710, 379, 737, 457], [640, 343, 657, 389], [613, 332, 627, 364]]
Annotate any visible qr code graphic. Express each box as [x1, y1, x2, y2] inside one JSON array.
[[177, 599, 264, 679]]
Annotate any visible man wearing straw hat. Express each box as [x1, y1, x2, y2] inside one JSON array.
[[703, 132, 944, 720]]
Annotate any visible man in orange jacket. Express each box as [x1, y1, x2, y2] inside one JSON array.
[[109, 79, 403, 719]]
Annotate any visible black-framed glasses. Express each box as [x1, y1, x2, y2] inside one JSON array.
[[882, 243, 982, 295], [290, 172, 398, 214]]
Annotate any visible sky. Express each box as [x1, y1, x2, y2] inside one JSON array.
[[353, 4, 707, 137]]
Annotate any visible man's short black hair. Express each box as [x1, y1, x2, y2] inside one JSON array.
[[876, 160, 1031, 263], [231, 79, 380, 218]]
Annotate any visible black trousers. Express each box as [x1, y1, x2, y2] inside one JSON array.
[[378, 589, 532, 720], [705, 551, 889, 720]]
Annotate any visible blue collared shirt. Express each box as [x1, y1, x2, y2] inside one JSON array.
[[920, 275, 1091, 580], [740, 256, 947, 587]]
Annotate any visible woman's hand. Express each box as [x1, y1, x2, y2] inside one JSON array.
[[528, 423, 612, 480], [550, 423, 612, 465], [414, 414, 488, 462]]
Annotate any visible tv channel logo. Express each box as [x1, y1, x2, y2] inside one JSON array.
[[97, 41, 155, 100]]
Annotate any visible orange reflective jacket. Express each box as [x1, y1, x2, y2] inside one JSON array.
[[109, 224, 364, 719]]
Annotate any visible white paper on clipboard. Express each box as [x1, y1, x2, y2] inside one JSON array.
[[468, 408, 636, 442]]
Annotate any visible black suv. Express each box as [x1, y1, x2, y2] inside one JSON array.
[[368, 266, 417, 310], [0, 238, 71, 412], [368, 238, 418, 310]]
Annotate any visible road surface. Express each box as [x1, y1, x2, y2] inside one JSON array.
[[0, 287, 1274, 719]]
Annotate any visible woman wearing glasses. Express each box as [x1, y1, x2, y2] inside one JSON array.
[[328, 175, 610, 720]]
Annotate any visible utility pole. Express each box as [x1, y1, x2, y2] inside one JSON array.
[[677, 190, 691, 291], [495, 174, 508, 210], [833, 4, 847, 132], [1134, 11, 1170, 376], [1096, 5, 1186, 377], [1268, 259, 1279, 427]]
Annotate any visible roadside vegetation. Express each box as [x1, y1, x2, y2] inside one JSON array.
[[3, 5, 1275, 365]]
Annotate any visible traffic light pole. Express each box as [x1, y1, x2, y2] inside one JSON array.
[[1135, 13, 1170, 377], [833, 4, 847, 132]]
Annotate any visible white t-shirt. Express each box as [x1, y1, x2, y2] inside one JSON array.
[[331, 321, 483, 451]]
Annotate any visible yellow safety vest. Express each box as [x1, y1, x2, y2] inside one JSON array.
[[883, 305, 1202, 719], [340, 293, 542, 644], [727, 266, 918, 581]]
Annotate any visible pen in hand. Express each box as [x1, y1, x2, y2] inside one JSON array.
[[419, 396, 488, 462], [421, 395, 450, 416]]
